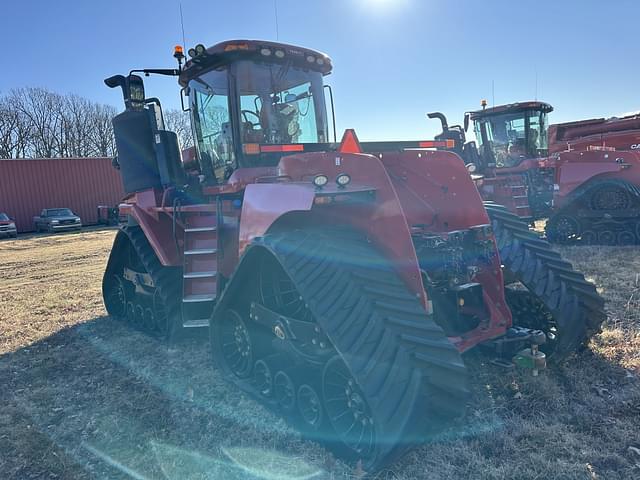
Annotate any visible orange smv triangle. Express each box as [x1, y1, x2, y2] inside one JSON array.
[[338, 129, 362, 154]]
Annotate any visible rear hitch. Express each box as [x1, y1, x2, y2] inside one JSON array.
[[513, 343, 546, 376], [483, 327, 547, 374]]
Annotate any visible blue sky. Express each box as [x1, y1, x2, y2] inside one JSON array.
[[2, 0, 638, 140]]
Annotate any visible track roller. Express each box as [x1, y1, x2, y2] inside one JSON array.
[[297, 383, 324, 431], [273, 370, 296, 412]]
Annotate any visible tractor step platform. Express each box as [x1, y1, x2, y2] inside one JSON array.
[[185, 226, 217, 233], [181, 212, 219, 328], [184, 248, 218, 255], [183, 293, 217, 303], [183, 270, 217, 279], [183, 319, 210, 328]]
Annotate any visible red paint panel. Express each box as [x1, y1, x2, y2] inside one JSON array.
[[0, 158, 124, 232]]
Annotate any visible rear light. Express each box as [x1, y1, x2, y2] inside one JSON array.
[[313, 174, 329, 188], [336, 173, 351, 187]]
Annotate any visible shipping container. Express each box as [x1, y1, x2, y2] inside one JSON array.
[[0, 158, 124, 233]]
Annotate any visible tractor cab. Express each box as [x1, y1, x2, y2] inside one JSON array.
[[178, 40, 333, 184], [470, 101, 553, 169]]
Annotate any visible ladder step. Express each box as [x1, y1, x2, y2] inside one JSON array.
[[183, 271, 217, 279], [513, 195, 528, 199], [184, 248, 217, 256], [183, 319, 210, 328], [183, 294, 217, 303], [185, 226, 217, 233]]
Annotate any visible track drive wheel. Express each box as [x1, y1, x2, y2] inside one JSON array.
[[485, 202, 606, 360]]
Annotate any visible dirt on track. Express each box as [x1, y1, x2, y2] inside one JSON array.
[[0, 230, 639, 479]]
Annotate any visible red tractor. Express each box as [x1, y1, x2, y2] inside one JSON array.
[[429, 101, 640, 244], [102, 41, 604, 470]]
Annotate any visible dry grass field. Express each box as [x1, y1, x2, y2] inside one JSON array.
[[1, 230, 639, 479]]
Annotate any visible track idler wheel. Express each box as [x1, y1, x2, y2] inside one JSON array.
[[218, 309, 254, 379], [104, 274, 129, 318], [322, 356, 376, 459]]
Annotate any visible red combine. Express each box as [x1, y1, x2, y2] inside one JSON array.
[[102, 41, 604, 470], [550, 112, 640, 154], [429, 101, 640, 244]]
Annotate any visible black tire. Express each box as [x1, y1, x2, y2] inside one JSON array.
[[484, 202, 606, 360], [211, 228, 469, 471]]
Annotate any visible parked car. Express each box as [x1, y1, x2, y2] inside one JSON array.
[[33, 208, 82, 233], [0, 212, 17, 238]]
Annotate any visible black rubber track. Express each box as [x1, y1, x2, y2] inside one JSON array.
[[546, 179, 640, 245], [102, 226, 183, 341], [211, 228, 469, 471], [484, 202, 606, 360]]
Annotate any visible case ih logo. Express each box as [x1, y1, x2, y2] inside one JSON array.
[[631, 144, 640, 149]]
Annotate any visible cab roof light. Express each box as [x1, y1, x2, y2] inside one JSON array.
[[224, 43, 249, 51]]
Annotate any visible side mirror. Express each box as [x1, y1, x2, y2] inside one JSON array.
[[104, 74, 146, 110], [464, 113, 470, 132]]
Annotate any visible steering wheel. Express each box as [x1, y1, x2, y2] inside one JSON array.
[[241, 110, 261, 128]]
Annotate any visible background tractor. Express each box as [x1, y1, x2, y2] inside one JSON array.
[[102, 40, 604, 471], [429, 101, 640, 244]]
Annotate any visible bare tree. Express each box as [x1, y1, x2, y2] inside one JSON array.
[[164, 109, 194, 149], [0, 88, 116, 159], [0, 97, 32, 158]]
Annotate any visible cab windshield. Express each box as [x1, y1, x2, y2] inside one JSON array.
[[190, 60, 329, 180], [474, 109, 548, 167], [233, 60, 328, 146], [0, 213, 9, 221]]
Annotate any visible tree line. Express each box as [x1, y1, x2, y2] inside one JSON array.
[[0, 87, 193, 159]]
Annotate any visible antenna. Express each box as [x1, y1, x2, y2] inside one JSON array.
[[535, 65, 538, 101], [492, 80, 495, 106], [179, 3, 187, 51], [273, 0, 280, 40]]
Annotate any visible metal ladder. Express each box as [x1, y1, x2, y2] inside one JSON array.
[[181, 213, 218, 328]]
